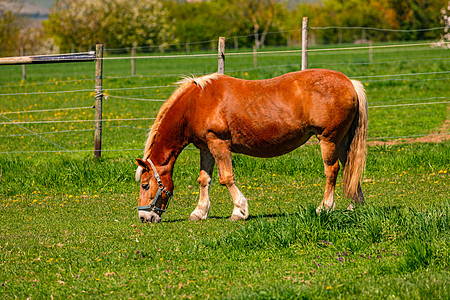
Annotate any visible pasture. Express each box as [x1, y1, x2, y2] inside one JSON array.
[[0, 41, 449, 298]]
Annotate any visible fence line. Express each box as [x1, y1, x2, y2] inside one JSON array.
[[0, 78, 95, 88], [106, 95, 165, 102], [1, 76, 448, 99], [1, 100, 446, 125], [364, 77, 450, 83], [102, 25, 446, 53], [371, 96, 449, 105], [3, 55, 439, 86], [0, 85, 174, 97], [0, 88, 93, 97], [310, 26, 445, 32], [2, 45, 447, 90], [99, 41, 448, 61], [2, 106, 93, 115], [1, 70, 448, 98], [1, 27, 448, 157], [0, 133, 448, 155], [368, 133, 449, 140], [0, 113, 83, 158], [0, 125, 147, 138], [369, 101, 449, 108], [0, 117, 157, 125], [353, 71, 450, 79]]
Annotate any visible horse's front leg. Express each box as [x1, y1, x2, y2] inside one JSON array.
[[189, 149, 215, 221], [207, 135, 249, 221]]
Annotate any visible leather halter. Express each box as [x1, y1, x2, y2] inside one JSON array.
[[137, 159, 173, 214]]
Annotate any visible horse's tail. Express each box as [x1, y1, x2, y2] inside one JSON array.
[[341, 80, 368, 199]]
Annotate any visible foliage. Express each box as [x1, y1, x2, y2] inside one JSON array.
[[44, 0, 177, 52], [0, 2, 19, 55], [165, 1, 228, 51], [2, 0, 450, 55], [214, 0, 285, 48], [164, 0, 449, 49], [433, 1, 450, 48], [293, 0, 449, 44]]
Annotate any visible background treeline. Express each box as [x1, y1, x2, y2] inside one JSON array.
[[0, 0, 448, 55]]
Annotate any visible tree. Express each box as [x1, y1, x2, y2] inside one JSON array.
[[0, 0, 20, 55], [165, 1, 227, 51], [214, 0, 285, 49], [44, 0, 177, 52]]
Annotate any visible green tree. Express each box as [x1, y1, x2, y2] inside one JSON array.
[[0, 1, 19, 55], [213, 0, 286, 48], [44, 0, 176, 52], [166, 1, 228, 50]]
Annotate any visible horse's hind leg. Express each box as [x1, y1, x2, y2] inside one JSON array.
[[316, 140, 340, 213], [189, 149, 215, 221], [207, 134, 249, 221]]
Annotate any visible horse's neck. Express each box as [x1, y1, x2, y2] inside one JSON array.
[[149, 116, 187, 172]]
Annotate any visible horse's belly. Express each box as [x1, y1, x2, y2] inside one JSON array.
[[230, 130, 313, 158]]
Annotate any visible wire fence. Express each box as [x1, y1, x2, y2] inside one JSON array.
[[1, 26, 449, 156]]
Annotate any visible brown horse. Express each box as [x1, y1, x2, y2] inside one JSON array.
[[135, 69, 368, 223]]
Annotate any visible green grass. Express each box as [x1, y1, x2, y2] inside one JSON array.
[[0, 41, 449, 298], [0, 142, 449, 298]]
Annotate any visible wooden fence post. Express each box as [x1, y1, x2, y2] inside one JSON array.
[[131, 46, 136, 76], [302, 17, 308, 70], [94, 44, 103, 158], [218, 37, 225, 74], [253, 44, 258, 68], [20, 47, 26, 81], [369, 40, 373, 63]]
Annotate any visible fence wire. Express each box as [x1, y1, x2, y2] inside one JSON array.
[[1, 31, 448, 156]]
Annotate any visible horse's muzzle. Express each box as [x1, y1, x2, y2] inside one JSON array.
[[139, 211, 161, 223]]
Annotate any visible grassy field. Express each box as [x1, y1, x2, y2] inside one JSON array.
[[0, 41, 449, 298]]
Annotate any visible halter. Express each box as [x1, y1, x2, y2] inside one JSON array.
[[137, 159, 173, 214]]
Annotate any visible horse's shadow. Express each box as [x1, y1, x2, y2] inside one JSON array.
[[163, 213, 288, 223], [162, 205, 407, 223]]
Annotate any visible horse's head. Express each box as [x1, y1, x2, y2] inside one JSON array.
[[135, 158, 173, 223]]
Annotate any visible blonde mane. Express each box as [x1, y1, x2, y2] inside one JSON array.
[[141, 73, 223, 161]]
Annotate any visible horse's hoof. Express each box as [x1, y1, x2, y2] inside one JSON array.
[[347, 203, 356, 211], [229, 214, 246, 221], [189, 210, 208, 221], [316, 205, 334, 214], [188, 215, 201, 221]]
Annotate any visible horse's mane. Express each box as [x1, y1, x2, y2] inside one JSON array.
[[141, 73, 223, 161]]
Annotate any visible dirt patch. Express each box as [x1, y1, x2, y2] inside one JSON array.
[[368, 106, 449, 146]]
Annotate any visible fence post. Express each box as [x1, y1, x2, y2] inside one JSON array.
[[253, 44, 258, 68], [302, 17, 308, 70], [369, 40, 373, 63], [218, 37, 225, 74], [131, 46, 136, 76], [94, 44, 103, 158], [20, 47, 26, 81]]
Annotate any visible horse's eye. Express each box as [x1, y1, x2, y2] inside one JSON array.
[[141, 183, 149, 190]]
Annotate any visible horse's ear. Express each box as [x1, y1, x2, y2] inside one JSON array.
[[135, 158, 149, 170], [135, 158, 149, 181]]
